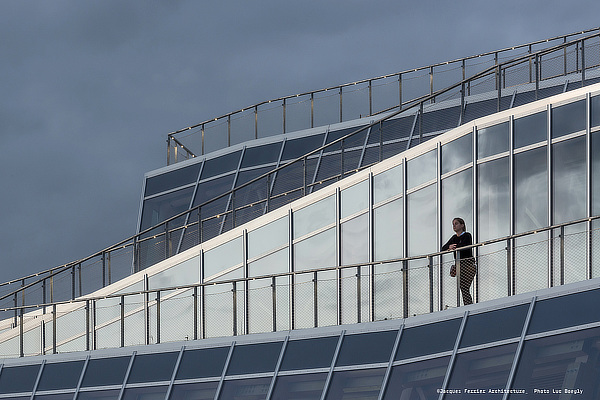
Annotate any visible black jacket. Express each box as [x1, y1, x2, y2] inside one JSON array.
[[442, 232, 473, 260]]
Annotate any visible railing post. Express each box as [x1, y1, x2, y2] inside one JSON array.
[[581, 40, 586, 87], [535, 54, 540, 100], [71, 265, 76, 300], [254, 106, 258, 139], [368, 79, 373, 116], [314, 271, 319, 328], [78, 263, 82, 298], [340, 139, 345, 179], [121, 294, 125, 347], [86, 300, 90, 351], [19, 306, 24, 357], [356, 266, 361, 323], [193, 286, 198, 340], [92, 299, 97, 350], [283, 98, 286, 134], [272, 276, 277, 332], [402, 260, 408, 319], [52, 303, 57, 354], [398, 73, 402, 108], [428, 255, 434, 313], [102, 252, 107, 288], [232, 282, 237, 336], [339, 87, 343, 123], [310, 93, 314, 128], [13, 293, 17, 328], [156, 291, 161, 344], [560, 226, 565, 286], [507, 238, 513, 296], [456, 252, 462, 307], [429, 66, 434, 103]]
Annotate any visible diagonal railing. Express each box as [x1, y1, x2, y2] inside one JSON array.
[[0, 30, 599, 320]]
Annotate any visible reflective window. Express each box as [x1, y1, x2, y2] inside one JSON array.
[[77, 389, 122, 399], [528, 288, 600, 334], [249, 248, 288, 277], [407, 184, 436, 256], [200, 150, 242, 180], [374, 198, 403, 261], [514, 111, 547, 149], [341, 180, 369, 219], [81, 356, 131, 387], [447, 343, 518, 399], [294, 228, 336, 271], [140, 186, 194, 230], [220, 377, 272, 400], [337, 330, 397, 366], [145, 163, 202, 197], [281, 134, 325, 161], [515, 146, 547, 233], [127, 352, 179, 383], [508, 327, 600, 399], [271, 372, 328, 400], [477, 122, 509, 159], [592, 95, 600, 127], [441, 168, 473, 242], [122, 386, 168, 400], [227, 342, 283, 375], [396, 318, 462, 360], [34, 393, 76, 400], [248, 217, 288, 259], [383, 356, 450, 400], [460, 304, 529, 348], [0, 364, 40, 393], [37, 360, 84, 391], [204, 236, 243, 280], [553, 136, 586, 223], [442, 132, 472, 174], [552, 99, 586, 138], [193, 173, 235, 206], [176, 347, 230, 380], [293, 195, 336, 239], [478, 157, 509, 241], [341, 213, 369, 265], [241, 142, 282, 168], [373, 164, 403, 205], [170, 381, 219, 400], [280, 336, 339, 371], [407, 149, 436, 189], [149, 255, 199, 289], [325, 368, 386, 400]]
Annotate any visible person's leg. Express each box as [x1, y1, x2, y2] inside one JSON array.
[[459, 260, 476, 305]]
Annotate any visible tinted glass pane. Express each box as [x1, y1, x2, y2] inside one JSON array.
[[33, 393, 75, 400], [508, 327, 600, 399], [170, 381, 219, 400], [383, 356, 450, 400], [373, 164, 403, 205], [592, 95, 600, 127], [77, 389, 122, 399], [528, 288, 600, 334], [281, 134, 325, 161], [37, 360, 84, 391], [396, 318, 462, 360], [477, 122, 509, 159], [514, 146, 547, 233], [553, 136, 586, 223], [447, 343, 518, 399], [407, 184, 436, 256], [122, 385, 168, 400], [81, 356, 131, 387], [248, 216, 288, 260], [201, 150, 242, 180], [241, 142, 282, 168], [478, 157, 509, 241], [0, 364, 41, 393], [145, 163, 202, 197], [227, 342, 283, 375], [336, 330, 397, 366], [127, 352, 179, 383], [193, 174, 235, 206], [442, 133, 472, 174], [341, 213, 369, 265], [407, 150, 436, 189], [441, 168, 473, 242], [293, 195, 336, 238], [176, 347, 229, 379], [140, 186, 194, 230], [271, 372, 327, 400], [325, 368, 386, 400], [460, 304, 529, 348], [341, 180, 369, 219], [374, 198, 403, 261], [280, 336, 339, 371], [552, 99, 586, 138], [514, 111, 546, 149], [219, 377, 272, 400]]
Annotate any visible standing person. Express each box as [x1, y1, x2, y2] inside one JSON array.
[[442, 217, 476, 305]]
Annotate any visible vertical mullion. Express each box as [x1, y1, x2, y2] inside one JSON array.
[[437, 311, 469, 400]]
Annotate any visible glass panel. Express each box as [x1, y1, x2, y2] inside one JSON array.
[[341, 213, 369, 265], [140, 186, 194, 231], [81, 356, 131, 387], [374, 262, 404, 321], [33, 393, 75, 400], [149, 255, 199, 289], [121, 385, 168, 400], [477, 121, 509, 159], [271, 372, 327, 400], [294, 270, 337, 329], [200, 150, 242, 179], [515, 146, 548, 233], [472, 243, 508, 303], [407, 184, 436, 256], [383, 356, 450, 400], [528, 288, 600, 334], [170, 381, 219, 400], [553, 222, 588, 285], [127, 352, 179, 384], [249, 248, 288, 277], [227, 342, 283, 375], [294, 228, 336, 271], [447, 343, 518, 399], [219, 377, 272, 400], [204, 236, 243, 281], [593, 131, 600, 215], [144, 163, 202, 197], [241, 142, 282, 168], [478, 157, 510, 241], [373, 164, 403, 205], [460, 304, 529, 348], [441, 168, 473, 242], [552, 99, 586, 138], [407, 149, 436, 189], [248, 216, 288, 259], [553, 136, 586, 223], [176, 347, 229, 380], [514, 232, 549, 294], [76, 389, 122, 399], [341, 180, 369, 219], [336, 330, 397, 366], [592, 95, 600, 127], [514, 111, 547, 149], [396, 318, 462, 360], [280, 336, 339, 371], [37, 360, 84, 391], [0, 364, 41, 393], [293, 195, 336, 239], [374, 198, 403, 261], [508, 327, 600, 399], [193, 173, 235, 206], [442, 132, 472, 174], [325, 368, 386, 400], [281, 134, 325, 161], [159, 289, 195, 343], [204, 283, 234, 337]]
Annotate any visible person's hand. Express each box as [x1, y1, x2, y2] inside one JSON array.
[[449, 244, 457, 250]]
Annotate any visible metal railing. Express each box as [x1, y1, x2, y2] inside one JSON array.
[[0, 216, 597, 358], [0, 30, 599, 321], [167, 28, 600, 163]]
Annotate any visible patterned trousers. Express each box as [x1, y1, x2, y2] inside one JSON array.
[[457, 258, 476, 305]]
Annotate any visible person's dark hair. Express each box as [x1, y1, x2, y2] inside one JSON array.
[[453, 217, 466, 231]]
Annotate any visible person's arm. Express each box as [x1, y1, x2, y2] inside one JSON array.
[[441, 236, 455, 251]]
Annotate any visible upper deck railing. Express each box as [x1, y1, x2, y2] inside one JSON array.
[[0, 30, 599, 329], [167, 28, 600, 163]]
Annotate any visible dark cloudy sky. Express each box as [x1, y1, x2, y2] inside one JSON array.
[[1, 0, 598, 283]]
